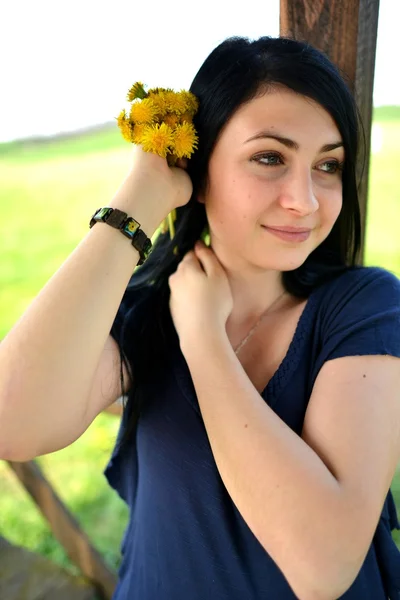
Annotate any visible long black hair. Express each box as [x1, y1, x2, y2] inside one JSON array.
[[111, 35, 362, 450]]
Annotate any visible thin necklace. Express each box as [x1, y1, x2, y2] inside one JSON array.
[[234, 290, 287, 355]]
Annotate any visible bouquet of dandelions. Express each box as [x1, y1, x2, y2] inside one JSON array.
[[116, 82, 200, 241]]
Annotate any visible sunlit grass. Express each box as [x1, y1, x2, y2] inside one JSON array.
[[0, 413, 128, 574]]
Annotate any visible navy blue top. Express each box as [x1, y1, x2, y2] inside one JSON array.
[[105, 265, 400, 599]]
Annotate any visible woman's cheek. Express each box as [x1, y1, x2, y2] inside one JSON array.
[[322, 192, 343, 231]]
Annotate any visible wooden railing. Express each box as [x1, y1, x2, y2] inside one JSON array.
[[4, 401, 123, 600]]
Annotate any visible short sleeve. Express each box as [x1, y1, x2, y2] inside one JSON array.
[[315, 266, 400, 368]]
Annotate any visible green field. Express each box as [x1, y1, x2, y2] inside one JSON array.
[[0, 106, 399, 575]]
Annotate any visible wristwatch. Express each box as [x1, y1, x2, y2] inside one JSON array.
[[89, 206, 152, 265]]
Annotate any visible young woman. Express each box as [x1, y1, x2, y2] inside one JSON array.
[[1, 36, 399, 599]]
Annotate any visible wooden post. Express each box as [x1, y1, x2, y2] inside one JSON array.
[[7, 460, 117, 599], [280, 0, 380, 263]]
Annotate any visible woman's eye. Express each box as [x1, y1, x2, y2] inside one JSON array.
[[254, 153, 283, 166], [318, 160, 344, 174]]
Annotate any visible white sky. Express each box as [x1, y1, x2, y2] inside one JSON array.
[[0, 0, 398, 143]]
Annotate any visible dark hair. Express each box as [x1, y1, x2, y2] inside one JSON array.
[[112, 35, 362, 450]]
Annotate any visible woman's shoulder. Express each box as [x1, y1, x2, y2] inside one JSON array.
[[307, 265, 400, 382], [314, 265, 400, 309], [308, 265, 400, 351]]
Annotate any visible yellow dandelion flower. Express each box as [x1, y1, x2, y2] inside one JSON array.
[[132, 123, 147, 143], [179, 90, 199, 114], [130, 98, 159, 124], [117, 109, 126, 124], [148, 87, 174, 95], [147, 92, 169, 118], [127, 82, 147, 102], [164, 91, 189, 115], [179, 111, 193, 124], [171, 122, 199, 158], [140, 122, 174, 158], [116, 109, 134, 142], [163, 113, 180, 128]]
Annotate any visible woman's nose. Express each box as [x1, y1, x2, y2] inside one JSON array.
[[277, 168, 319, 215]]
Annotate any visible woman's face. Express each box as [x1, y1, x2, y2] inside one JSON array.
[[199, 86, 345, 272]]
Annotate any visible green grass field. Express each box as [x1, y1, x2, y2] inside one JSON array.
[[0, 106, 399, 575]]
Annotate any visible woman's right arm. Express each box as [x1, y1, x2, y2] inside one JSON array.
[[0, 147, 192, 461]]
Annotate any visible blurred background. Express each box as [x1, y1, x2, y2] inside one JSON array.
[[0, 0, 399, 581]]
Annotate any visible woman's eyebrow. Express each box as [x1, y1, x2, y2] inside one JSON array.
[[244, 130, 344, 153]]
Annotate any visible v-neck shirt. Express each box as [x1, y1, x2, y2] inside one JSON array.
[[105, 265, 400, 599]]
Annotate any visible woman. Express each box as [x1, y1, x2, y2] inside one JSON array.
[[0, 35, 399, 599], [106, 36, 400, 599]]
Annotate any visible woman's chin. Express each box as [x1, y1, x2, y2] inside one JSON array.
[[250, 253, 311, 272]]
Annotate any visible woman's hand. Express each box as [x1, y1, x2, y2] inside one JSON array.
[[168, 240, 233, 348], [128, 145, 193, 213], [111, 146, 193, 231]]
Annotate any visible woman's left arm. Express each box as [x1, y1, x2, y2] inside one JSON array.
[[169, 242, 400, 600], [183, 333, 400, 600]]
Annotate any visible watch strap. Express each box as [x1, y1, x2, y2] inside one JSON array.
[[89, 206, 152, 265]]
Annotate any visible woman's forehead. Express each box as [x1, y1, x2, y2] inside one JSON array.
[[220, 89, 342, 146]]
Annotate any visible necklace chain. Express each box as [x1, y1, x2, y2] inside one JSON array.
[[234, 290, 287, 355]]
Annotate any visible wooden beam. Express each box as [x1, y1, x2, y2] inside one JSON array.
[[0, 535, 99, 600], [353, 0, 380, 263], [7, 460, 117, 600], [280, 0, 380, 263]]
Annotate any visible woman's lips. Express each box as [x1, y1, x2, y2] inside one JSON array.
[[261, 226, 311, 242]]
